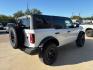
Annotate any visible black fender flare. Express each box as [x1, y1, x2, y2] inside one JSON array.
[[39, 36, 59, 48], [38, 36, 59, 56]]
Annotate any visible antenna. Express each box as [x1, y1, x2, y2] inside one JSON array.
[[27, 0, 29, 10], [25, 0, 30, 15], [72, 9, 74, 16], [79, 12, 80, 17], [72, 12, 74, 16]]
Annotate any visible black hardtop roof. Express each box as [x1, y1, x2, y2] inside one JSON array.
[[32, 14, 70, 19]]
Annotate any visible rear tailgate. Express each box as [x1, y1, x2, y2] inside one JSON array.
[[24, 29, 35, 48]]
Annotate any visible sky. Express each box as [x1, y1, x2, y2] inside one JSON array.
[[0, 0, 93, 17]]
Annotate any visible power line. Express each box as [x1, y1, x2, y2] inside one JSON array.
[[26, 0, 30, 10]]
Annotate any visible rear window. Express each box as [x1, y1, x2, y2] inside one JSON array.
[[19, 18, 30, 29]]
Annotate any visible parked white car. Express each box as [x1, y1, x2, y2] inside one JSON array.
[[0, 23, 4, 30], [9, 15, 85, 65], [80, 23, 93, 37], [4, 23, 14, 33]]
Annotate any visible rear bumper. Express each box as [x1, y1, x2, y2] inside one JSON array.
[[24, 46, 39, 55]]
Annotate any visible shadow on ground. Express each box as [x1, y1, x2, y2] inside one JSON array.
[[53, 38, 93, 66]]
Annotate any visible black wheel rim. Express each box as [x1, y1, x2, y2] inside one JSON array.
[[46, 48, 56, 62], [81, 35, 85, 45]]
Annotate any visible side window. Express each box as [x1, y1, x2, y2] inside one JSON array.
[[52, 17, 66, 29], [33, 16, 52, 29], [21, 18, 30, 28], [65, 19, 73, 28]]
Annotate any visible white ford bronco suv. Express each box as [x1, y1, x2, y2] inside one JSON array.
[[9, 15, 85, 65]]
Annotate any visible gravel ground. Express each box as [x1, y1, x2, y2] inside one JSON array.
[[0, 32, 93, 70]]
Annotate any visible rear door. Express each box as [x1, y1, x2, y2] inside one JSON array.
[[51, 17, 69, 46]]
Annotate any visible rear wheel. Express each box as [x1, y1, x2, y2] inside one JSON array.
[[86, 29, 93, 37], [39, 43, 58, 65]]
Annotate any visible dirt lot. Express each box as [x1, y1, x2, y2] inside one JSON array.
[[0, 31, 93, 70]]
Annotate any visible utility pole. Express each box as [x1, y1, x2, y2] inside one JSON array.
[[25, 0, 31, 15], [72, 9, 74, 17], [79, 13, 80, 17], [26, 0, 29, 10], [72, 12, 74, 17]]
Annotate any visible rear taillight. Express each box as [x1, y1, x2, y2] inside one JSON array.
[[30, 34, 35, 44]]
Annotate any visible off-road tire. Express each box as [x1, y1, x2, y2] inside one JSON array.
[[9, 27, 25, 49], [39, 43, 58, 65], [76, 31, 85, 47], [9, 27, 18, 49]]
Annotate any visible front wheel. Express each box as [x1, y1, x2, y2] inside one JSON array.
[[39, 43, 58, 65], [76, 31, 85, 47]]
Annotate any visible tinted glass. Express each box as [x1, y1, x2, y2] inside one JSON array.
[[21, 18, 30, 28], [33, 15, 52, 29], [64, 18, 73, 28], [51, 17, 66, 29], [33, 15, 71, 29]]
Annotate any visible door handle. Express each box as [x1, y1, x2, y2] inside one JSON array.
[[55, 32, 60, 34]]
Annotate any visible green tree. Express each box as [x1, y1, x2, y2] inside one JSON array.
[[13, 9, 42, 18], [91, 16, 93, 20], [13, 10, 24, 18], [0, 15, 15, 26], [30, 8, 42, 15], [71, 16, 82, 19], [25, 9, 31, 15]]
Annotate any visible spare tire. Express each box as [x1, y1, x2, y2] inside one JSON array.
[[9, 27, 25, 49], [86, 29, 93, 37]]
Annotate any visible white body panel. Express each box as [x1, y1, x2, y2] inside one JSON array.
[[24, 29, 35, 47], [80, 24, 93, 32], [24, 27, 82, 48]]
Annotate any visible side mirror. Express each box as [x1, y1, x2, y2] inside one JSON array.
[[74, 23, 79, 28], [76, 24, 79, 27]]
